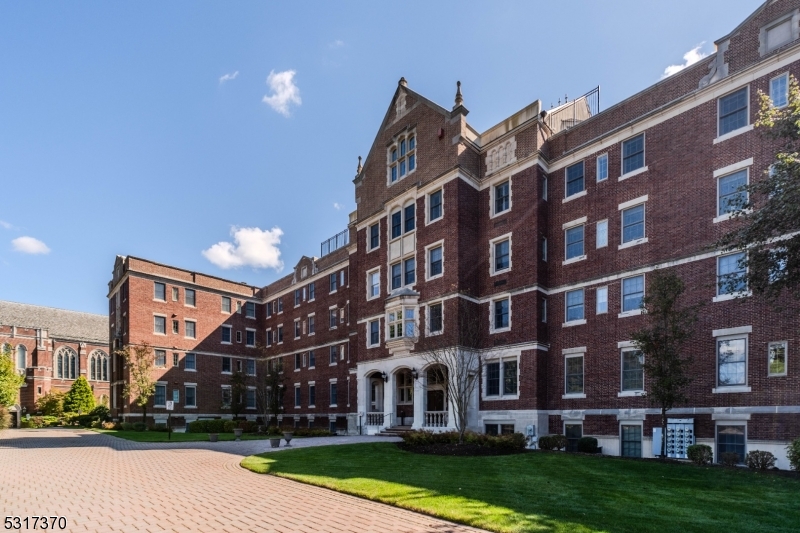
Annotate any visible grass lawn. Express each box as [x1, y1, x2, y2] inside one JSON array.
[[94, 429, 273, 443], [241, 442, 800, 533]]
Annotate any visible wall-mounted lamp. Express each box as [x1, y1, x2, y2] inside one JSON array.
[[411, 368, 419, 380], [380, 371, 388, 383]]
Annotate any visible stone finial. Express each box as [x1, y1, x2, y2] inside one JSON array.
[[453, 81, 463, 109], [399, 77, 408, 87], [356, 156, 363, 176]]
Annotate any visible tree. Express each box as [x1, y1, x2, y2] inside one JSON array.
[[229, 370, 248, 419], [117, 342, 156, 424], [63, 376, 96, 414], [255, 354, 285, 429], [421, 300, 484, 444], [0, 344, 24, 407], [716, 74, 800, 302], [630, 270, 700, 458], [35, 390, 65, 416]]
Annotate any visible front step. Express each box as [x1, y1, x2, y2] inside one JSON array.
[[377, 425, 413, 437]]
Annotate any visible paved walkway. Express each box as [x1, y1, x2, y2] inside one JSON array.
[[0, 429, 483, 533]]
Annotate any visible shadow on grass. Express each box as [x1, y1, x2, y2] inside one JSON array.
[[241, 442, 800, 533]]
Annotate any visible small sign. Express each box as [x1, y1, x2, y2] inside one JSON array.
[[165, 401, 174, 411]]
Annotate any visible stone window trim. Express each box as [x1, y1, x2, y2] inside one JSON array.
[[562, 347, 586, 399], [596, 152, 609, 182], [596, 219, 609, 249], [307, 313, 316, 336], [770, 72, 790, 109], [564, 288, 585, 326], [618, 196, 648, 249], [564, 160, 585, 200], [425, 240, 445, 281], [563, 216, 587, 265], [366, 319, 381, 348], [184, 384, 197, 408], [276, 324, 284, 344], [153, 313, 167, 336], [221, 296, 231, 314], [619, 273, 645, 317], [715, 85, 752, 143], [388, 198, 417, 242], [489, 233, 512, 277], [184, 288, 196, 308], [184, 319, 197, 340], [426, 188, 444, 226], [366, 267, 381, 301], [715, 421, 748, 464], [712, 330, 752, 394], [246, 327, 257, 347], [221, 325, 232, 345], [425, 300, 444, 337], [714, 252, 751, 302], [367, 222, 381, 253], [154, 381, 168, 408], [619, 421, 644, 458], [619, 348, 645, 396], [714, 163, 751, 224], [768, 340, 788, 377], [489, 295, 511, 334], [759, 10, 800, 57], [153, 281, 167, 302], [387, 129, 417, 186], [482, 354, 520, 401], [293, 319, 301, 340], [619, 133, 647, 180], [596, 286, 608, 314], [490, 179, 512, 219]]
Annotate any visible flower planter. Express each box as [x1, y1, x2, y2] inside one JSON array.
[[233, 428, 243, 441], [283, 432, 294, 447], [209, 433, 219, 442], [269, 437, 281, 448]]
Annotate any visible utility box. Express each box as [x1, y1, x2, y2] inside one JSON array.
[[652, 418, 694, 458]]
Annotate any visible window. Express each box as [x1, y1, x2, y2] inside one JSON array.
[[494, 181, 510, 214], [309, 384, 316, 406], [154, 384, 166, 406], [597, 153, 608, 181], [391, 262, 402, 290], [429, 245, 443, 278], [565, 289, 584, 322], [308, 315, 315, 335], [542, 237, 547, 262], [222, 357, 231, 373], [369, 223, 380, 250], [621, 275, 644, 312], [621, 425, 642, 457], [151, 315, 165, 334], [266, 300, 272, 317], [565, 424, 583, 452], [294, 320, 301, 339], [369, 320, 380, 346], [221, 296, 231, 313], [485, 359, 518, 397], [329, 309, 337, 328], [493, 239, 510, 273], [277, 298, 283, 313], [596, 287, 608, 314], [246, 389, 256, 409], [368, 270, 380, 299], [718, 337, 747, 387], [404, 258, 415, 286], [391, 210, 402, 239], [172, 320, 179, 334], [596, 220, 608, 248], [294, 289, 301, 306], [185, 289, 196, 307], [221, 386, 232, 408], [222, 325, 232, 343], [329, 345, 338, 365], [718, 87, 748, 136], [172, 287, 179, 301], [154, 282, 166, 301], [295, 353, 302, 370], [237, 301, 242, 313], [770, 73, 789, 108], [389, 133, 416, 183], [541, 298, 547, 323], [387, 307, 415, 339], [566, 161, 584, 197], [396, 371, 413, 404], [246, 329, 256, 347], [266, 329, 273, 346], [565, 225, 585, 260], [185, 386, 196, 407], [277, 325, 283, 343], [717, 253, 747, 295], [493, 298, 509, 331], [244, 359, 255, 376], [622, 134, 645, 175], [308, 350, 316, 368], [330, 272, 338, 292], [330, 382, 338, 406], [185, 353, 196, 371], [152, 349, 166, 368], [429, 190, 443, 221], [294, 386, 301, 408], [768, 341, 787, 376], [236, 330, 242, 343], [621, 350, 644, 391], [54, 347, 77, 379], [542, 176, 548, 201], [428, 303, 443, 334], [717, 425, 745, 464], [565, 355, 584, 394], [718, 170, 748, 216], [245, 301, 256, 318], [404, 203, 415, 233], [185, 321, 196, 339], [621, 204, 645, 243]]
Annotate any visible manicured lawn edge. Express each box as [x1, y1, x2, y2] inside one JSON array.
[[93, 429, 273, 442]]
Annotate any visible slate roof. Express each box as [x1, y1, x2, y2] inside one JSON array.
[[0, 300, 108, 344]]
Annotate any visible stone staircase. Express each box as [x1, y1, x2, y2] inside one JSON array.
[[376, 425, 413, 437]]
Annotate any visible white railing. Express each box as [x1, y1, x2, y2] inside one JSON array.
[[366, 413, 385, 426], [424, 411, 448, 428]]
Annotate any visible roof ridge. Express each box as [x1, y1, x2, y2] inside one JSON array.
[[0, 300, 106, 318]]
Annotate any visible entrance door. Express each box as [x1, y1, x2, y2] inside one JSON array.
[[369, 379, 383, 411]]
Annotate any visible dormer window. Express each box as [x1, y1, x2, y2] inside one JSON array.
[[389, 132, 416, 184]]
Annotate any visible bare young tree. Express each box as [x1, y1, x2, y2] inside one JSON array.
[[229, 370, 248, 420], [421, 299, 485, 444], [116, 342, 156, 424], [255, 351, 285, 430]]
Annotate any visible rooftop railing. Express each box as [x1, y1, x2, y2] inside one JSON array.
[[320, 229, 349, 257], [545, 86, 600, 134]]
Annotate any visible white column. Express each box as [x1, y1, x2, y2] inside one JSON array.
[[446, 387, 457, 430], [412, 374, 425, 429], [383, 373, 394, 428]]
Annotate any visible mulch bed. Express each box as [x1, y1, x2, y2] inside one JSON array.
[[397, 442, 526, 456]]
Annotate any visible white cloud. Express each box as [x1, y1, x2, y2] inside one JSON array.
[[262, 69, 301, 117], [219, 71, 239, 84], [662, 44, 708, 79], [333, 202, 343, 210], [0, 220, 12, 229], [12, 236, 50, 255], [202, 226, 284, 271], [328, 39, 344, 48]]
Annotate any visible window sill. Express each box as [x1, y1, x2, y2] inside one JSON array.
[[329, 363, 338, 367], [563, 319, 587, 328], [490, 269, 510, 277], [308, 298, 315, 303], [367, 295, 380, 301], [246, 344, 256, 348], [618, 309, 643, 318], [426, 274, 444, 282], [483, 394, 520, 401], [367, 344, 379, 349], [562, 393, 586, 399], [246, 407, 256, 410], [562, 190, 587, 204], [220, 341, 232, 345], [308, 332, 315, 336], [427, 330, 443, 337], [426, 216, 443, 226], [713, 125, 754, 144], [184, 336, 196, 341], [330, 404, 338, 408], [329, 290, 338, 295], [184, 369, 197, 372], [712, 386, 752, 393], [221, 371, 232, 375], [618, 166, 648, 182], [562, 255, 587, 266], [154, 404, 166, 409], [184, 406, 197, 409], [491, 208, 511, 219], [712, 291, 751, 303], [153, 332, 167, 336], [617, 391, 645, 397], [330, 326, 338, 330], [294, 369, 300, 373], [618, 237, 648, 250], [490, 327, 511, 334], [308, 405, 315, 409]]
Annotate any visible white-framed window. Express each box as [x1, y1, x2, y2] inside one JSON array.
[[185, 289, 196, 307], [717, 252, 747, 297], [565, 289, 585, 323], [236, 330, 242, 344], [154, 282, 166, 301], [366, 268, 381, 300], [388, 131, 416, 184], [329, 345, 338, 365], [565, 161, 584, 198], [185, 385, 197, 407], [596, 153, 608, 182], [426, 242, 444, 280], [294, 353, 302, 371], [621, 349, 644, 392], [294, 289, 301, 307], [718, 87, 749, 137], [484, 357, 518, 398], [329, 308, 337, 329], [266, 328, 272, 347], [245, 301, 256, 318], [491, 297, 510, 332], [246, 328, 256, 347], [185, 320, 196, 339], [172, 287, 179, 301], [427, 302, 443, 335], [621, 423, 643, 458], [761, 12, 797, 55], [596, 220, 608, 248], [490, 234, 511, 275], [540, 298, 547, 323], [154, 315, 166, 335], [621, 275, 644, 313], [428, 189, 443, 223], [390, 202, 416, 240], [367, 319, 381, 347], [770, 72, 789, 108], [294, 319, 301, 339], [221, 356, 231, 374], [717, 423, 747, 464], [542, 176, 548, 201], [221, 296, 231, 314], [493, 180, 510, 215], [565, 224, 585, 261], [221, 325, 232, 344], [308, 382, 317, 407], [718, 169, 748, 217], [541, 237, 548, 262], [154, 349, 167, 368], [621, 133, 645, 176], [308, 350, 316, 368], [330, 381, 338, 406], [768, 341, 788, 376], [172, 352, 179, 367], [329, 272, 339, 293], [246, 387, 256, 409], [294, 384, 301, 408], [154, 383, 167, 407], [717, 335, 748, 388], [564, 353, 584, 396], [308, 314, 315, 335], [184, 353, 196, 371], [402, 257, 415, 287], [368, 222, 380, 251], [387, 306, 416, 340], [277, 325, 284, 343], [172, 319, 179, 335], [596, 287, 608, 314], [621, 204, 645, 244], [246, 359, 256, 376], [309, 282, 315, 301]]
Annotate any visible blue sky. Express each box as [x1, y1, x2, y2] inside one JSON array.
[[0, 1, 760, 314]]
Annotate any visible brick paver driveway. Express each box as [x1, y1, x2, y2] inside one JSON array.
[[0, 429, 484, 533]]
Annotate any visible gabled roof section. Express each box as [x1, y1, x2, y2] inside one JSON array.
[[715, 0, 772, 45], [0, 300, 108, 344]]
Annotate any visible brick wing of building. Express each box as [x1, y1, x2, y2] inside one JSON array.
[[109, 0, 800, 467], [0, 300, 109, 423]]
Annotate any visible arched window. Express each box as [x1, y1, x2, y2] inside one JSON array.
[[88, 350, 109, 381], [55, 347, 78, 380], [16, 345, 26, 372]]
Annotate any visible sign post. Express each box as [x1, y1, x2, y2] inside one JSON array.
[[165, 401, 174, 440]]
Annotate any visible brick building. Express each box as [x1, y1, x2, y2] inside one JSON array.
[[0, 300, 109, 424], [110, 0, 800, 466]]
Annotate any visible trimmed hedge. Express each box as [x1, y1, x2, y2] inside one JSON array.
[[20, 415, 60, 429], [187, 419, 231, 434], [538, 434, 568, 451], [401, 430, 526, 451], [720, 452, 740, 467], [577, 436, 599, 453], [687, 444, 713, 466], [745, 450, 776, 470]]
